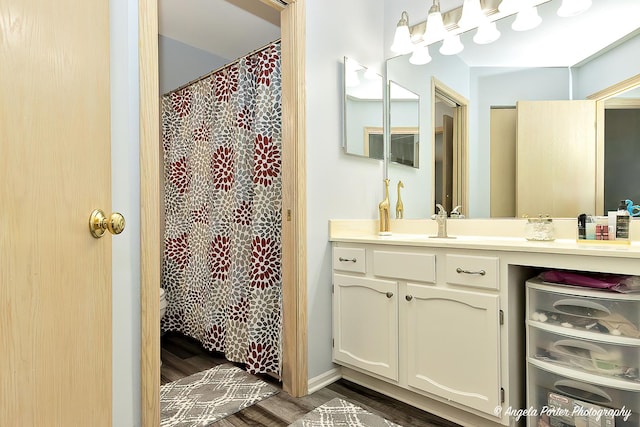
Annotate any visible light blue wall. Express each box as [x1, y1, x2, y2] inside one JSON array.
[[306, 0, 386, 380], [575, 33, 640, 99], [470, 67, 571, 217], [387, 52, 470, 219], [159, 35, 229, 94], [110, 1, 140, 426]]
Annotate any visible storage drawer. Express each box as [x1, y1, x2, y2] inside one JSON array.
[[527, 363, 639, 427], [333, 247, 366, 273], [372, 250, 435, 283], [445, 254, 499, 290], [527, 278, 640, 340], [528, 325, 640, 384]]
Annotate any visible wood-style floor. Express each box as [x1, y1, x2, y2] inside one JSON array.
[[161, 332, 461, 426]]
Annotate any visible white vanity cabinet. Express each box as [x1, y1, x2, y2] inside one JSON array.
[[332, 243, 506, 424], [405, 284, 502, 415], [332, 274, 399, 381]]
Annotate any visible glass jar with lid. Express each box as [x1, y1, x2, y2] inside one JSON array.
[[525, 215, 555, 241]]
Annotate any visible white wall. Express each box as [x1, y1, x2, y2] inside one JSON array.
[[110, 1, 141, 426], [306, 0, 386, 379]]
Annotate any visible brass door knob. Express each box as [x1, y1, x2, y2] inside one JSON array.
[[89, 209, 126, 238]]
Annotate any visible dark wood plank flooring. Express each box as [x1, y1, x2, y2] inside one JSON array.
[[161, 332, 461, 426]]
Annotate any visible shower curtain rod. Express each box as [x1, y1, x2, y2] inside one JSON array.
[[162, 37, 282, 97]]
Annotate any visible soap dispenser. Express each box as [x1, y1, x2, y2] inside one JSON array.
[[616, 200, 630, 240]]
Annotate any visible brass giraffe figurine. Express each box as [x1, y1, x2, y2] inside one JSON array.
[[378, 179, 391, 233], [396, 180, 404, 219]]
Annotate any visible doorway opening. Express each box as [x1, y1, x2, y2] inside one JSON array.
[[432, 79, 468, 216]]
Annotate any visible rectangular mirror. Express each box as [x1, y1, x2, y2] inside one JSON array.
[[388, 80, 420, 168], [343, 57, 384, 160], [385, 0, 640, 219]]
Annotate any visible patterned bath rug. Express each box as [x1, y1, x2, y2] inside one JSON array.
[[160, 363, 279, 427], [288, 398, 403, 427]]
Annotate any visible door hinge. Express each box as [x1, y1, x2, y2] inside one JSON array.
[[499, 309, 504, 325], [332, 338, 334, 348], [286, 209, 292, 221], [332, 284, 334, 294], [501, 387, 505, 403]]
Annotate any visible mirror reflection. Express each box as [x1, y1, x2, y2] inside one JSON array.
[[385, 0, 640, 219], [388, 81, 420, 168], [343, 57, 384, 160]]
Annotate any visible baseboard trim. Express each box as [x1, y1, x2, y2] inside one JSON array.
[[307, 367, 342, 394]]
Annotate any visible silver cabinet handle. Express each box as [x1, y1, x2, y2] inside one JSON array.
[[338, 257, 357, 263], [386, 292, 393, 298], [405, 295, 413, 301], [456, 267, 486, 276]]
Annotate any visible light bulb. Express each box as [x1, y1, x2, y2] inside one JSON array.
[[512, 6, 542, 31], [440, 35, 464, 56], [410, 45, 432, 65], [474, 21, 501, 44], [425, 2, 447, 43], [458, 0, 484, 29], [390, 12, 414, 55]]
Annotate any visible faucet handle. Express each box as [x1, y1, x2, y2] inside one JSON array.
[[435, 204, 447, 216]]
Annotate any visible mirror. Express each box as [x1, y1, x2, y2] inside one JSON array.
[[343, 57, 384, 160], [385, 0, 640, 219], [388, 81, 420, 168]]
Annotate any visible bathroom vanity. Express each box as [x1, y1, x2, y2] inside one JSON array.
[[329, 219, 640, 426]]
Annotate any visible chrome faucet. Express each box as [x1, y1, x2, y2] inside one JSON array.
[[430, 204, 449, 238], [450, 205, 465, 219]]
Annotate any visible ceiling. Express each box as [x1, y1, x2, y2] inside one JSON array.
[[160, 0, 640, 67], [158, 0, 281, 60]]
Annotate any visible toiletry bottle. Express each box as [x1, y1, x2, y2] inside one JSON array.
[[616, 200, 630, 240]]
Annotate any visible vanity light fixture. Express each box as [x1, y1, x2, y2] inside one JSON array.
[[425, 0, 447, 43], [390, 11, 414, 54], [557, 0, 592, 17], [409, 44, 432, 65], [498, 0, 521, 14], [391, 0, 591, 64], [473, 21, 501, 44], [440, 34, 464, 55], [512, 4, 542, 31], [457, 0, 484, 29]]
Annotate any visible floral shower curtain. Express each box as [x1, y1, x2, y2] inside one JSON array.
[[161, 42, 282, 375]]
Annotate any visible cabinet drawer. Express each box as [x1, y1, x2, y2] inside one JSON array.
[[333, 247, 366, 273], [528, 325, 640, 384], [527, 278, 640, 340], [372, 250, 436, 283], [445, 254, 499, 290], [528, 363, 640, 427]]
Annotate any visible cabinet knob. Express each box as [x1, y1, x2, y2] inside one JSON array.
[[405, 295, 413, 301], [386, 292, 393, 298]]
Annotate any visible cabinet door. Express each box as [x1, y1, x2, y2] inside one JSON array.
[[333, 274, 398, 381], [405, 284, 501, 415]]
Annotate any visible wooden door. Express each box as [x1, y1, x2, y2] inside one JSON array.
[[441, 114, 454, 213], [0, 1, 112, 425], [333, 275, 398, 381], [405, 285, 501, 416], [516, 100, 597, 218], [490, 107, 517, 217]]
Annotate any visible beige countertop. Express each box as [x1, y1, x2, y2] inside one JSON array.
[[329, 219, 640, 259]]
